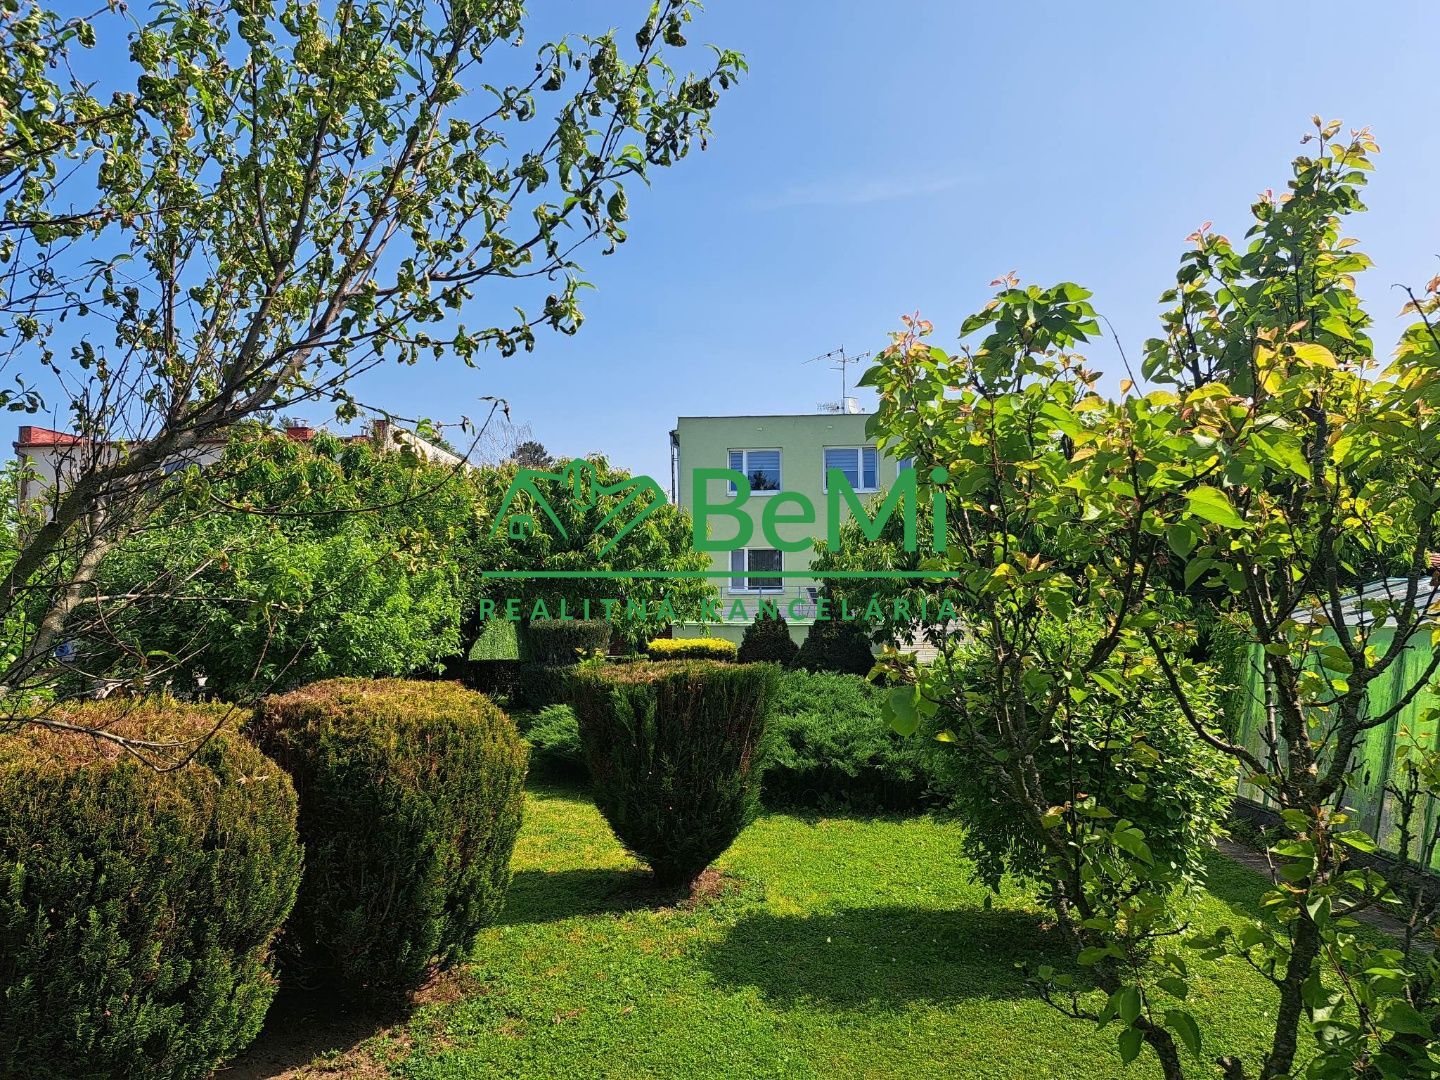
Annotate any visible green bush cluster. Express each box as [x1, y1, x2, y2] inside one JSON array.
[[0, 701, 301, 1080], [645, 636, 738, 661], [737, 609, 799, 665], [94, 431, 476, 700], [928, 638, 1233, 890], [764, 670, 933, 811], [251, 678, 527, 998], [519, 704, 587, 778], [570, 660, 778, 888]]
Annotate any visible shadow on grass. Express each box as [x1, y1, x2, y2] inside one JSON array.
[[704, 904, 1080, 1009], [500, 866, 667, 925], [219, 986, 400, 1079]]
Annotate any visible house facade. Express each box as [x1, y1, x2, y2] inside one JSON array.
[[669, 409, 909, 643]]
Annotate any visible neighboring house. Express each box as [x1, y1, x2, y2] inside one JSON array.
[[14, 419, 463, 515], [669, 406, 910, 644]]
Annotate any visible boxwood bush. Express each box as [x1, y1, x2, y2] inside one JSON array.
[[764, 670, 933, 811], [736, 609, 798, 665], [0, 701, 301, 1080], [645, 636, 738, 661], [252, 678, 527, 998], [570, 660, 777, 889], [791, 618, 875, 676]]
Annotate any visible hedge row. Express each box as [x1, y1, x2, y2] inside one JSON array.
[[0, 679, 528, 1078], [645, 636, 737, 661]]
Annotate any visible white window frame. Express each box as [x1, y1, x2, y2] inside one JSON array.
[[822, 445, 880, 493], [728, 447, 782, 496], [728, 548, 784, 593]]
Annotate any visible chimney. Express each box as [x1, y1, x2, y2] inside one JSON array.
[[285, 424, 314, 441]]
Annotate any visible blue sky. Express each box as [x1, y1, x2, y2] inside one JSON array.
[[43, 2, 1440, 482]]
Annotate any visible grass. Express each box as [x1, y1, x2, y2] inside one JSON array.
[[291, 782, 1295, 1079]]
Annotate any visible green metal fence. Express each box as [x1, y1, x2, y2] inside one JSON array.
[[1230, 616, 1440, 870]]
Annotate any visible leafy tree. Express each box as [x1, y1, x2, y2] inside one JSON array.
[[0, 0, 741, 743], [91, 430, 477, 701], [864, 122, 1440, 1079]]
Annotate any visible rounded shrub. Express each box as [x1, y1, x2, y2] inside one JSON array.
[[569, 660, 778, 890], [0, 700, 301, 1080], [251, 678, 527, 998], [736, 609, 798, 666], [645, 636, 738, 661], [791, 619, 875, 676]]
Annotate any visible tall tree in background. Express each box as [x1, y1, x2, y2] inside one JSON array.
[[510, 439, 555, 469], [0, 0, 742, 738]]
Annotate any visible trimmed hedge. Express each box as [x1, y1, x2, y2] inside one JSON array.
[[737, 609, 798, 665], [646, 636, 738, 661], [764, 670, 932, 811], [252, 678, 527, 998], [469, 618, 522, 660], [792, 619, 875, 676], [0, 701, 300, 1080], [570, 660, 777, 888], [525, 619, 611, 664]]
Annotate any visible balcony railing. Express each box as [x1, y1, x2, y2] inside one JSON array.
[[714, 585, 821, 623]]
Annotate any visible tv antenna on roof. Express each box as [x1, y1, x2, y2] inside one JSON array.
[[807, 346, 871, 413]]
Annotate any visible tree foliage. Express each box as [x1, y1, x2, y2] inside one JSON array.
[[0, 0, 741, 738], [865, 121, 1440, 1079], [90, 429, 476, 701], [469, 455, 713, 648]]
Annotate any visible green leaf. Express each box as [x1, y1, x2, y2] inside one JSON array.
[[1183, 558, 1215, 590], [1117, 1027, 1144, 1064], [1117, 985, 1142, 1024], [1113, 827, 1154, 865], [1165, 1009, 1203, 1059], [1157, 976, 1188, 999], [1186, 485, 1245, 529], [1378, 1000, 1433, 1037], [1165, 523, 1197, 558], [886, 686, 919, 736]]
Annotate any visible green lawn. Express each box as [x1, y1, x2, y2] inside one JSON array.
[[355, 782, 1287, 1079]]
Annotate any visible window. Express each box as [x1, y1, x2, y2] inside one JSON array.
[[898, 456, 914, 472], [729, 548, 783, 592], [728, 449, 781, 494], [823, 446, 879, 492]]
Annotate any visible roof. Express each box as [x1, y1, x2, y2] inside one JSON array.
[[15, 425, 87, 448], [1293, 577, 1440, 628]]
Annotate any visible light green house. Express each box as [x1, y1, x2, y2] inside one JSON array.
[[668, 410, 909, 643]]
